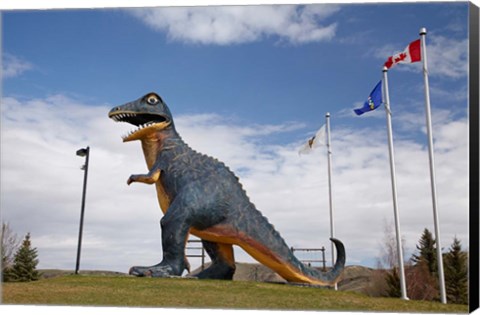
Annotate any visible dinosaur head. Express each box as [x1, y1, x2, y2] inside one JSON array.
[[108, 92, 174, 142]]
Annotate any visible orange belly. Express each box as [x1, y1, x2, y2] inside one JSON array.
[[190, 225, 327, 285], [154, 180, 325, 285], [155, 180, 170, 214]]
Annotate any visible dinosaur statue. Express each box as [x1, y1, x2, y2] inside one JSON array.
[[108, 92, 346, 286]]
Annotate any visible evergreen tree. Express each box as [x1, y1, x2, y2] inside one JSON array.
[[411, 228, 437, 275], [10, 233, 40, 282], [444, 237, 468, 304], [385, 267, 401, 298]]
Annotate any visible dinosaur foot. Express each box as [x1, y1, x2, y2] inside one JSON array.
[[129, 264, 175, 277]]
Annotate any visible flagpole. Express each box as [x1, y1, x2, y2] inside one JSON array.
[[382, 67, 408, 301], [325, 112, 337, 291], [419, 27, 447, 304]]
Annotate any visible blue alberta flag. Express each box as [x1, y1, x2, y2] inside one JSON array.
[[354, 80, 383, 115]]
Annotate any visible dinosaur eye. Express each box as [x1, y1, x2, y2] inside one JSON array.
[[146, 95, 159, 105]]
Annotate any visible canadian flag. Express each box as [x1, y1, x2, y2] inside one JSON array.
[[384, 39, 421, 69]]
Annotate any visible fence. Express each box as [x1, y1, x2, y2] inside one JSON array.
[[185, 238, 327, 272], [186, 238, 206, 271], [291, 246, 327, 271]]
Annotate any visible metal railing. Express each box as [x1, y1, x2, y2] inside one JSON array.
[[291, 246, 326, 271], [185, 240, 327, 273], [186, 238, 206, 271]]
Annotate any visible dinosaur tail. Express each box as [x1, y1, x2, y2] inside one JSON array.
[[298, 238, 346, 286], [239, 208, 346, 286]]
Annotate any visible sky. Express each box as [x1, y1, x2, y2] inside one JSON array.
[[0, 0, 471, 277]]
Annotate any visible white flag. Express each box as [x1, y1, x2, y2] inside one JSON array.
[[298, 124, 326, 155]]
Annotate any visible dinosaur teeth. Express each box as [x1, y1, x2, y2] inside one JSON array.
[[112, 113, 138, 122], [120, 122, 158, 140]]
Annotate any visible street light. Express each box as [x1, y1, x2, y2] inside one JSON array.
[[75, 146, 90, 274]]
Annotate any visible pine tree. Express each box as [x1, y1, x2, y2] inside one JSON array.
[[10, 233, 40, 282], [444, 237, 468, 304], [385, 267, 401, 298], [411, 228, 437, 275], [406, 228, 441, 301]]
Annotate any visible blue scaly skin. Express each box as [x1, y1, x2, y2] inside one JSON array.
[[108, 92, 346, 285]]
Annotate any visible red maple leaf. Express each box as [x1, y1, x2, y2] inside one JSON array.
[[394, 52, 407, 63]]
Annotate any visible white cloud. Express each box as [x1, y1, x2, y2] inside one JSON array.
[[429, 83, 468, 102], [426, 34, 468, 79], [129, 4, 340, 45], [0, 94, 469, 274], [2, 53, 33, 78]]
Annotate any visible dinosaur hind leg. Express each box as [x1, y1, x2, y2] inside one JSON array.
[[194, 241, 236, 280], [130, 206, 190, 277]]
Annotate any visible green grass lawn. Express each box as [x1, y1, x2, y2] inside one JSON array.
[[1, 275, 468, 313]]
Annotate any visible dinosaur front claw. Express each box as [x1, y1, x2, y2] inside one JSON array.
[[127, 175, 137, 185]]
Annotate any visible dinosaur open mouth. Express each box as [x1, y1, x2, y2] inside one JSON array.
[[109, 112, 170, 141]]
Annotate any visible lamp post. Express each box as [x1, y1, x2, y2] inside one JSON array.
[[75, 146, 90, 274]]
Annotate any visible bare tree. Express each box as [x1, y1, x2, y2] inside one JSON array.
[[1, 222, 21, 272], [365, 219, 407, 297], [405, 259, 438, 300], [378, 218, 406, 270]]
